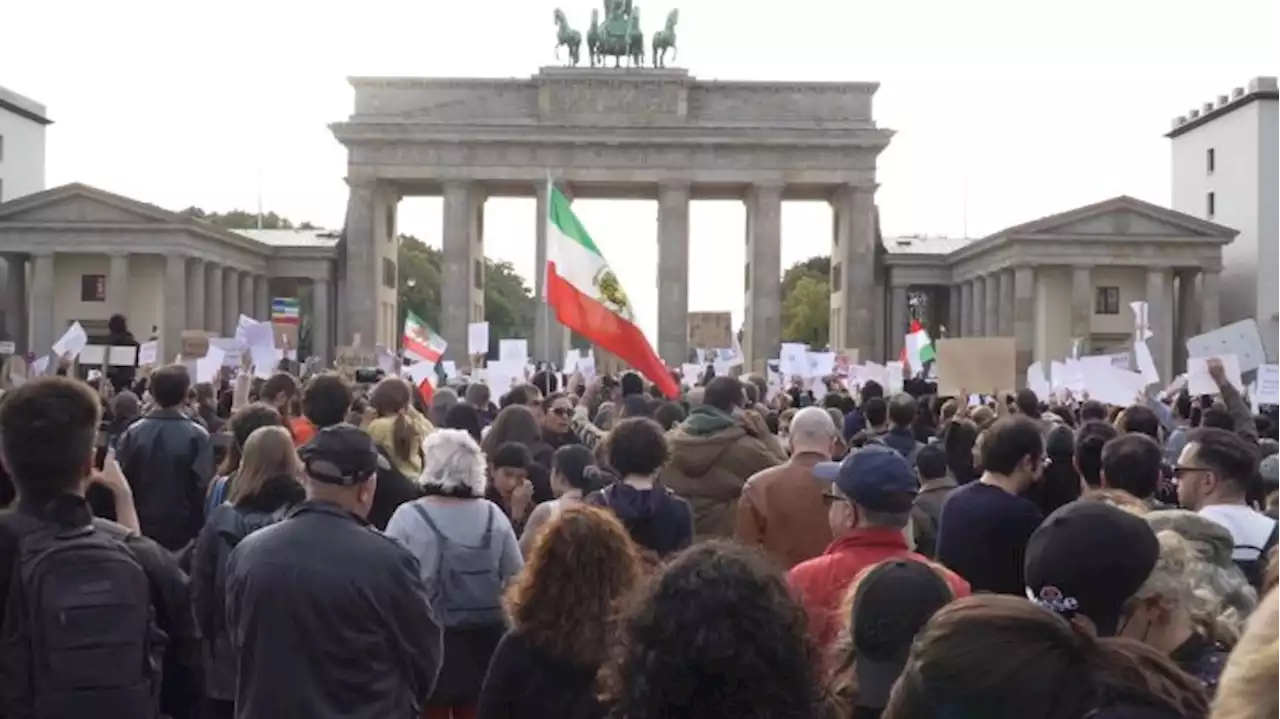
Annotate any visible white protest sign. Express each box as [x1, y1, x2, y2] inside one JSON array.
[[498, 339, 528, 364], [0, 341, 15, 355], [1133, 340, 1160, 385], [1186, 354, 1245, 395], [1027, 361, 1051, 399], [779, 343, 807, 377], [1186, 319, 1268, 374], [195, 346, 226, 383], [467, 322, 490, 356], [52, 322, 88, 359], [137, 341, 159, 366], [1253, 364, 1278, 406]]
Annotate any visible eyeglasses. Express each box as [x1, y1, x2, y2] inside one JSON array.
[[1172, 465, 1212, 479], [550, 407, 571, 417], [821, 491, 848, 506]]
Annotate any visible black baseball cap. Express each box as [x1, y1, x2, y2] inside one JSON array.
[[852, 558, 955, 709], [813, 444, 919, 513], [298, 424, 380, 486], [1024, 500, 1159, 636]]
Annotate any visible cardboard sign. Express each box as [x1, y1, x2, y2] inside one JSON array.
[[181, 330, 211, 359], [934, 337, 1016, 395], [334, 345, 376, 375]]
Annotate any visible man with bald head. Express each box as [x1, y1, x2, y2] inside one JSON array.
[[735, 406, 839, 568]]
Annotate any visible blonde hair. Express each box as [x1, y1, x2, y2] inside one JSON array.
[[228, 426, 300, 505], [1131, 530, 1243, 646], [1210, 588, 1278, 719]]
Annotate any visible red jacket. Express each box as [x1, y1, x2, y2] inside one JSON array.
[[787, 527, 971, 653]]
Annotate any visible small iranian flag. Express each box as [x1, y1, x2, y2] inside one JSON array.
[[545, 184, 679, 398], [403, 310, 447, 364], [902, 319, 936, 371]]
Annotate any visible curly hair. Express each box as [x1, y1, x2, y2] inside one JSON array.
[[504, 506, 642, 667], [601, 541, 827, 719]]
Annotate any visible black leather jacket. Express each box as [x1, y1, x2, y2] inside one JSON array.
[[114, 407, 215, 552], [225, 501, 443, 719]]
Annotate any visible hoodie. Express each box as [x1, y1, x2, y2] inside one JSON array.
[[659, 406, 787, 540], [588, 480, 693, 559]]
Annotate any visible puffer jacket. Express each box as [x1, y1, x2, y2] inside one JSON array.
[[660, 406, 786, 540], [190, 475, 305, 701]]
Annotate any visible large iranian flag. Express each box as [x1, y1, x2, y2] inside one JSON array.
[[545, 185, 679, 398], [403, 310, 447, 364]]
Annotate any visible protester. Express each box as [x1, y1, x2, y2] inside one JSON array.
[[1102, 432, 1170, 509], [1020, 423, 1083, 516], [910, 443, 956, 559], [445, 401, 485, 443], [0, 376, 200, 719], [1176, 427, 1279, 588], [587, 417, 694, 562], [790, 443, 970, 652], [662, 376, 786, 540], [735, 406, 839, 569], [486, 442, 537, 534], [881, 595, 1210, 719], [482, 405, 555, 503], [259, 372, 310, 445], [191, 424, 305, 719], [114, 363, 215, 553], [935, 416, 1045, 595], [478, 506, 643, 719], [226, 424, 443, 719], [519, 443, 599, 555], [386, 428, 523, 719], [205, 402, 286, 514], [538, 392, 579, 449], [876, 394, 925, 461], [600, 541, 828, 719], [826, 558, 958, 719], [367, 376, 434, 478], [1209, 587, 1278, 719], [430, 386, 460, 427], [1146, 510, 1258, 623], [939, 416, 979, 485]]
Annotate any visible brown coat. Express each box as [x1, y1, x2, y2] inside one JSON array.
[[735, 452, 834, 570], [661, 407, 787, 541]]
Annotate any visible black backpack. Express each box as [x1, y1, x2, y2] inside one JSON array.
[[0, 519, 165, 719], [1233, 521, 1280, 592]]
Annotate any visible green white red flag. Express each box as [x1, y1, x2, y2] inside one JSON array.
[[403, 310, 447, 364], [544, 184, 678, 398]]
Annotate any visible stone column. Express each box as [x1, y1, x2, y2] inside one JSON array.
[[163, 254, 188, 364], [959, 281, 973, 336], [1200, 269, 1221, 333], [947, 284, 961, 338], [312, 278, 331, 368], [3, 254, 28, 354], [1146, 268, 1173, 381], [889, 284, 909, 361], [1175, 269, 1199, 370], [830, 185, 878, 362], [998, 270, 1015, 336], [254, 275, 270, 321], [238, 272, 254, 326], [872, 280, 886, 362], [108, 253, 130, 319], [207, 264, 224, 337], [744, 183, 783, 367], [1070, 265, 1093, 356], [656, 182, 691, 367], [442, 181, 485, 362], [187, 258, 206, 330], [971, 276, 986, 336], [222, 268, 239, 336], [29, 252, 55, 356], [1013, 266, 1037, 383], [342, 178, 379, 349]]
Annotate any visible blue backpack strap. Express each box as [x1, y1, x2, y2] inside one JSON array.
[[205, 476, 229, 518]]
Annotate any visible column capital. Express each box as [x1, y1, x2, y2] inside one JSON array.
[[658, 181, 692, 198], [29, 249, 54, 258]]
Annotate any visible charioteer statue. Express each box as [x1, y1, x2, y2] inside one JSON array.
[[552, 2, 678, 68]]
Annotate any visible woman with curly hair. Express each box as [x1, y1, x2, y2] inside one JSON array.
[[601, 540, 828, 719], [477, 505, 644, 719]]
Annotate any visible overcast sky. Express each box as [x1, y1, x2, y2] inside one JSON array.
[[4, 0, 1275, 343]]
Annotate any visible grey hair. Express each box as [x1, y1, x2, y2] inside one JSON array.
[[429, 387, 459, 426], [789, 406, 837, 451], [418, 428, 486, 497], [1146, 510, 1258, 626], [1135, 530, 1252, 645]]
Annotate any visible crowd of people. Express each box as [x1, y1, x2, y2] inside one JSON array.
[[0, 331, 1277, 719]]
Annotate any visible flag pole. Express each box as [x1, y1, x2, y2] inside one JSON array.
[[542, 171, 553, 368]]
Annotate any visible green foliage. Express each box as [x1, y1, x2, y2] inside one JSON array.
[[779, 255, 831, 347], [781, 275, 830, 347], [178, 206, 315, 231], [397, 235, 535, 357]]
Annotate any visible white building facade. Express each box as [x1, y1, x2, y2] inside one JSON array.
[[1168, 76, 1279, 360], [0, 85, 50, 203]]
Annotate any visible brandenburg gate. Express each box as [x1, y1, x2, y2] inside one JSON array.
[[331, 66, 892, 367]]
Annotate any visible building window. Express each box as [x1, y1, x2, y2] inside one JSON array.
[[385, 206, 396, 243], [81, 274, 107, 302], [830, 262, 842, 292], [382, 258, 396, 289], [473, 259, 484, 290], [1094, 286, 1120, 315], [744, 263, 751, 291], [1206, 191, 1216, 218], [1206, 148, 1215, 174]]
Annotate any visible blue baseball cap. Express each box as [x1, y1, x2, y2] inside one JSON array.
[[813, 443, 919, 513]]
